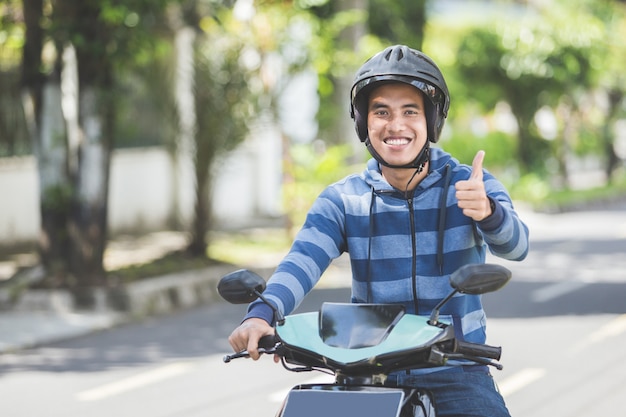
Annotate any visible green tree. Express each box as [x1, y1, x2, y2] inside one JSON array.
[[20, 0, 170, 297], [368, 0, 426, 49], [455, 1, 603, 176], [307, 0, 428, 161], [0, 0, 30, 156], [186, 8, 259, 255], [589, 0, 626, 182]]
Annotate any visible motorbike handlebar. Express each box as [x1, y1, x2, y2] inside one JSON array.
[[453, 340, 501, 361], [224, 333, 503, 371], [259, 334, 278, 349], [223, 334, 279, 363]]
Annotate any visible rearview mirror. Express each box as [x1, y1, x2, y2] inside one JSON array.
[[450, 263, 511, 295], [217, 269, 266, 304], [429, 263, 511, 326]]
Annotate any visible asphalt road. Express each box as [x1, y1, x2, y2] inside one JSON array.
[[0, 208, 625, 417]]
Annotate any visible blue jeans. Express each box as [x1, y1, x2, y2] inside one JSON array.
[[386, 366, 511, 417]]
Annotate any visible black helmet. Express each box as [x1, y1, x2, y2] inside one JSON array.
[[350, 45, 450, 144]]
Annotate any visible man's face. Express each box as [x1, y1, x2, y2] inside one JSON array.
[[367, 83, 428, 167]]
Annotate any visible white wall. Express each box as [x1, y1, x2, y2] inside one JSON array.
[[108, 148, 176, 232], [0, 157, 40, 241], [211, 118, 283, 226], [0, 136, 283, 245]]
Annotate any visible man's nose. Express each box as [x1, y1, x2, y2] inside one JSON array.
[[388, 114, 406, 131]]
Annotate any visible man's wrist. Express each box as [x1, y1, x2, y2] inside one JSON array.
[[488, 197, 496, 217], [478, 197, 504, 230]]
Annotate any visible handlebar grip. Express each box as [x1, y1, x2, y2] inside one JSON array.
[[223, 335, 278, 363], [258, 334, 278, 349], [454, 341, 501, 360]]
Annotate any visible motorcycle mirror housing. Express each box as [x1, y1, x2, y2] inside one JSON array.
[[217, 269, 286, 325], [450, 263, 511, 295], [429, 263, 511, 326], [217, 269, 266, 304]]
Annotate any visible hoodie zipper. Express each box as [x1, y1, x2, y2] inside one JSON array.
[[407, 197, 419, 314]]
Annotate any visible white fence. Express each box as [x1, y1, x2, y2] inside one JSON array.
[[0, 135, 283, 245]]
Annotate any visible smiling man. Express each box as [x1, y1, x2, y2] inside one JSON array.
[[229, 45, 529, 417], [368, 83, 429, 181]]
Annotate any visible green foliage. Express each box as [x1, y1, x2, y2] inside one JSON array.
[[208, 228, 291, 266], [113, 249, 219, 283], [295, 0, 330, 10], [453, 29, 504, 111], [368, 0, 426, 48], [194, 11, 259, 162], [512, 172, 626, 212], [114, 61, 177, 148], [41, 184, 73, 211], [441, 0, 612, 176], [52, 0, 171, 67], [0, 2, 29, 156], [0, 70, 30, 156], [284, 143, 357, 228], [508, 173, 551, 205], [438, 129, 517, 171], [0, 1, 24, 68], [291, 142, 355, 184]]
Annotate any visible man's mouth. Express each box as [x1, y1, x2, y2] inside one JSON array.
[[384, 138, 410, 146]]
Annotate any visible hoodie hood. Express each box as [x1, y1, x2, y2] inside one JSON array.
[[362, 147, 455, 193]]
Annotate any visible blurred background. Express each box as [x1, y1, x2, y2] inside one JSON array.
[[0, 0, 625, 297], [1, 1, 626, 416]]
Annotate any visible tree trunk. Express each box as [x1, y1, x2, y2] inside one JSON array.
[[604, 89, 623, 183], [21, 0, 74, 285], [174, 27, 197, 234], [512, 113, 532, 174], [334, 0, 367, 163], [35, 77, 72, 279], [188, 152, 210, 256], [67, 1, 115, 295], [68, 86, 111, 290], [556, 100, 576, 189]]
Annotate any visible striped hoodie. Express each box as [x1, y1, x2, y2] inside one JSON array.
[[245, 147, 529, 347]]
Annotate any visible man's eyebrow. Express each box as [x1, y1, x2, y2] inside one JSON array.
[[369, 102, 388, 110], [369, 101, 421, 110]]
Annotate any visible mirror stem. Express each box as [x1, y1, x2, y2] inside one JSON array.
[[428, 289, 457, 326], [254, 290, 285, 326]]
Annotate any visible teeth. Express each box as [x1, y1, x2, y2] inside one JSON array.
[[385, 138, 409, 145]]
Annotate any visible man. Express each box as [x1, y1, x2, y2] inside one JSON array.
[[229, 45, 529, 416]]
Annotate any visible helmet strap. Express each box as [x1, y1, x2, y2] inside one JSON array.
[[364, 138, 430, 173]]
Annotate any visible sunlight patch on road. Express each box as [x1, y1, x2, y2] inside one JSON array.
[[530, 280, 588, 303], [76, 362, 194, 402], [498, 368, 546, 398], [567, 314, 626, 356]]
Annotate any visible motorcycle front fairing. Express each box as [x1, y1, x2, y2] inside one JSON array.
[[275, 303, 454, 375], [277, 385, 406, 417], [276, 383, 435, 417]]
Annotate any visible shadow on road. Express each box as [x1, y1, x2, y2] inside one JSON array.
[[298, 282, 626, 319], [483, 280, 626, 318], [1, 276, 623, 375]]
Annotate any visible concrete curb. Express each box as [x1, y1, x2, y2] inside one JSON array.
[[122, 264, 235, 317], [0, 263, 238, 354]]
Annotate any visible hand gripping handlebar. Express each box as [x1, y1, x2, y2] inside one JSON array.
[[223, 335, 278, 363]]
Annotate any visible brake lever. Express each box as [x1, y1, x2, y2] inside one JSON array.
[[223, 347, 277, 363]]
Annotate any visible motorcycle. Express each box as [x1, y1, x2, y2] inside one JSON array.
[[217, 263, 511, 417]]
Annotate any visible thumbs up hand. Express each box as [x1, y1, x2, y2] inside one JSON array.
[[455, 150, 493, 221]]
